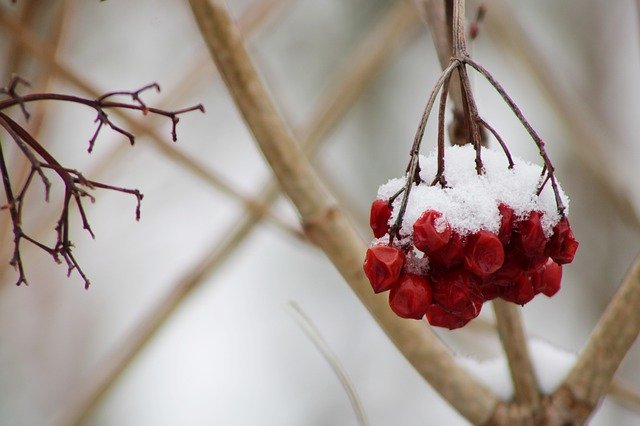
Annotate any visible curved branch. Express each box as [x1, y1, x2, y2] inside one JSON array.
[[187, 0, 499, 423]]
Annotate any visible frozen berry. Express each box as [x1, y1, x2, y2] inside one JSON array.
[[546, 217, 578, 265], [429, 231, 466, 269], [426, 304, 470, 330], [532, 259, 563, 297], [413, 210, 451, 254], [388, 274, 433, 319], [431, 268, 483, 319], [499, 272, 535, 305], [515, 211, 546, 257], [498, 203, 515, 245], [370, 199, 392, 238], [464, 230, 505, 277], [363, 245, 405, 293]]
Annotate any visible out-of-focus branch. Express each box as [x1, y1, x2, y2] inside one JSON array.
[[187, 1, 498, 424], [553, 254, 640, 423], [492, 300, 540, 409], [56, 3, 422, 424], [0, 3, 299, 241], [484, 0, 640, 231]]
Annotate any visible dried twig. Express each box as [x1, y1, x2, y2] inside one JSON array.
[[0, 79, 202, 287], [187, 0, 498, 424], [0, 1, 299, 240]]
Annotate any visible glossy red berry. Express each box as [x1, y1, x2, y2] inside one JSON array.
[[413, 210, 451, 254], [363, 245, 405, 293], [546, 217, 578, 265], [431, 268, 483, 319], [464, 230, 505, 277], [515, 211, 546, 257], [532, 259, 563, 297], [429, 231, 466, 269], [425, 304, 470, 330], [498, 203, 514, 245], [499, 271, 535, 305], [370, 199, 392, 238], [388, 274, 433, 319]]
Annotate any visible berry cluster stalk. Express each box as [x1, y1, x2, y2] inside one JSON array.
[[389, 0, 566, 245]]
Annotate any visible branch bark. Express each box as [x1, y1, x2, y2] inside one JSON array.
[[554, 254, 640, 423], [187, 0, 499, 423]]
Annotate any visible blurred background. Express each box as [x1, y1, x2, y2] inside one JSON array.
[[0, 0, 639, 424]]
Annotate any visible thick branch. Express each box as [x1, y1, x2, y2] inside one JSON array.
[[187, 0, 498, 423], [492, 300, 541, 409], [555, 254, 640, 423]]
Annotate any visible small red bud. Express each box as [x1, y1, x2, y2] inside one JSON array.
[[363, 245, 405, 293], [426, 304, 470, 330], [515, 211, 546, 257], [429, 231, 466, 269], [546, 217, 578, 265], [388, 274, 433, 319], [498, 203, 514, 245], [464, 230, 505, 277], [413, 210, 451, 254], [370, 199, 392, 238]]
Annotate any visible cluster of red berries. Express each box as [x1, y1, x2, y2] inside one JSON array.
[[364, 199, 578, 329]]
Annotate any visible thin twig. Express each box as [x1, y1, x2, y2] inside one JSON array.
[[0, 4, 299, 239], [554, 253, 640, 423], [288, 301, 367, 426], [187, 0, 498, 424], [56, 3, 422, 424]]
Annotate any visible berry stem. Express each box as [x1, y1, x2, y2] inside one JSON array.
[[464, 57, 566, 214], [432, 70, 453, 187], [390, 59, 459, 244], [476, 116, 514, 169]]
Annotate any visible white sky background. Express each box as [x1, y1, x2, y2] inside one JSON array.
[[0, 0, 640, 425]]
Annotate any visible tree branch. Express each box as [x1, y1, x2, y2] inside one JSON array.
[[187, 0, 498, 423], [554, 254, 640, 423]]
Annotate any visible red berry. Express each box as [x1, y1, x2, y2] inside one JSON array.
[[363, 245, 405, 293], [546, 217, 578, 265], [413, 210, 451, 254], [531, 259, 563, 297], [478, 281, 502, 301], [498, 203, 514, 245], [425, 304, 470, 330], [499, 272, 535, 305], [509, 248, 549, 273], [370, 199, 392, 238], [388, 274, 433, 319], [464, 230, 505, 277], [431, 269, 483, 319], [429, 231, 466, 269], [515, 211, 547, 257]]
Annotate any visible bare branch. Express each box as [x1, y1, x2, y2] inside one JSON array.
[[555, 254, 640, 423], [187, 0, 498, 423]]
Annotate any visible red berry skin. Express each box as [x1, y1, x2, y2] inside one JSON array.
[[464, 230, 505, 277], [388, 274, 433, 319], [546, 217, 579, 265], [531, 259, 563, 297], [429, 231, 466, 269], [426, 304, 470, 330], [499, 272, 535, 305], [363, 245, 405, 293], [370, 199, 392, 238], [413, 210, 451, 254], [509, 248, 549, 273], [431, 269, 483, 319], [515, 211, 547, 257], [498, 203, 514, 245], [479, 281, 502, 301]]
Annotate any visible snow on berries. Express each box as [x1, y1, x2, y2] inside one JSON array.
[[363, 145, 579, 330]]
